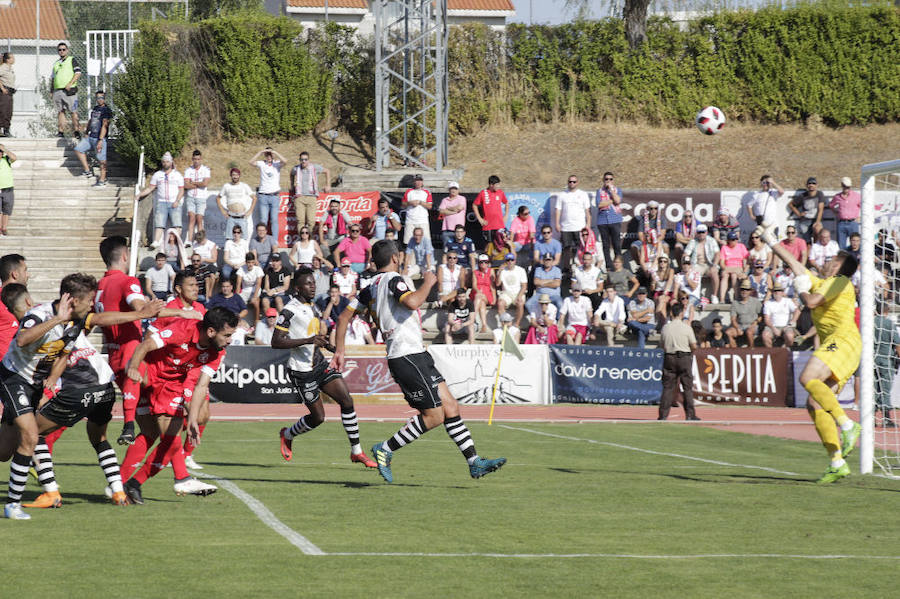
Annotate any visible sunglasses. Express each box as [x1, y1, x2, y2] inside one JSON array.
[[787, 230, 796, 234], [350, 228, 361, 233], [506, 258, 515, 262], [750, 236, 760, 239], [604, 177, 614, 181], [568, 180, 578, 184], [581, 232, 589, 237], [447, 255, 458, 259], [542, 231, 552, 235], [521, 212, 530, 216]]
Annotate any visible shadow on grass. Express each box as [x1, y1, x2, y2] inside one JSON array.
[[649, 471, 900, 492]]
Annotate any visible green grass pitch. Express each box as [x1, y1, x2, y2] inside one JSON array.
[[5, 421, 898, 598]]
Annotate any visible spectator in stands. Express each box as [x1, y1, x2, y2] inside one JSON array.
[[533, 225, 562, 269], [496, 253, 528, 328], [650, 255, 675, 318], [719, 230, 748, 303], [846, 232, 861, 261], [0, 53, 14, 138], [290, 225, 330, 270], [0, 144, 15, 236], [216, 167, 256, 241], [672, 209, 696, 265], [683, 224, 720, 303], [184, 253, 216, 304], [493, 311, 521, 344], [208, 278, 248, 322], [472, 254, 495, 333], [192, 229, 218, 266], [711, 207, 739, 248], [555, 174, 591, 274], [524, 294, 558, 345], [790, 176, 825, 242], [485, 229, 514, 269], [261, 254, 291, 315], [677, 256, 703, 307], [290, 150, 330, 230], [311, 255, 331, 301], [250, 146, 285, 244], [674, 290, 697, 323], [319, 198, 352, 256], [137, 152, 184, 249], [575, 227, 601, 269], [254, 308, 278, 346], [444, 289, 476, 345], [444, 224, 478, 272], [163, 228, 188, 272], [773, 261, 796, 298], [370, 197, 401, 241], [830, 176, 861, 249], [345, 314, 375, 345], [316, 284, 349, 345], [692, 320, 707, 348], [402, 174, 432, 245], [473, 175, 508, 247], [874, 300, 899, 428], [438, 181, 466, 248], [747, 231, 773, 271], [607, 254, 640, 303], [403, 226, 434, 280], [510, 205, 536, 268], [850, 260, 889, 299], [630, 201, 667, 277], [250, 223, 279, 269], [527, 252, 563, 316], [437, 250, 466, 306], [50, 42, 82, 138], [333, 258, 359, 297], [761, 283, 797, 348], [237, 252, 264, 325], [808, 228, 839, 275], [778, 225, 808, 270], [182, 150, 211, 246], [706, 317, 728, 348], [222, 224, 249, 281], [572, 250, 604, 310], [559, 282, 592, 345], [747, 174, 783, 229], [594, 171, 623, 272], [626, 287, 656, 349], [144, 252, 175, 300], [335, 222, 371, 273], [725, 279, 761, 347], [746, 259, 772, 301], [74, 90, 112, 187], [592, 286, 627, 347]]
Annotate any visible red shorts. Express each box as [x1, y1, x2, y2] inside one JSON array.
[[148, 379, 187, 418], [568, 324, 588, 340], [109, 340, 141, 378]]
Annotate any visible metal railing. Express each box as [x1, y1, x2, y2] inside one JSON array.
[[128, 145, 144, 276]]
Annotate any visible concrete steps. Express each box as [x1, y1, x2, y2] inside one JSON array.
[[336, 166, 464, 191]]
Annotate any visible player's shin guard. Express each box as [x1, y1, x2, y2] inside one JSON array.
[[804, 379, 849, 426], [385, 415, 426, 451], [120, 376, 141, 424], [93, 440, 124, 494], [120, 433, 151, 481], [444, 415, 477, 463], [810, 408, 842, 458], [134, 435, 184, 483], [182, 425, 205, 457], [43, 427, 66, 453], [32, 438, 60, 493], [7, 452, 31, 503], [340, 409, 361, 451]]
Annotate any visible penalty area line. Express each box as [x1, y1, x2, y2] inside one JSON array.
[[500, 425, 800, 476], [323, 552, 900, 560]]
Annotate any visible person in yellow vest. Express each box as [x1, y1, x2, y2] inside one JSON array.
[[0, 144, 15, 236], [50, 43, 82, 138]]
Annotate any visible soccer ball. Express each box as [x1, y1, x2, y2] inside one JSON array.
[[695, 106, 725, 135]]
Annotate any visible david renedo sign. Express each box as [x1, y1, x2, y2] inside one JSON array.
[[550, 346, 663, 405]]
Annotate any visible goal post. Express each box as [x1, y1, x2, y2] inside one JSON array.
[[860, 158, 900, 478]]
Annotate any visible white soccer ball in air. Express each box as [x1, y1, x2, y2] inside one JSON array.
[[695, 106, 726, 135]]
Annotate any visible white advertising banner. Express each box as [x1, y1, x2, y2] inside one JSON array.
[[428, 344, 550, 405]]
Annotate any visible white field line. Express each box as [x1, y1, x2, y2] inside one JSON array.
[[500, 425, 800, 476], [206, 415, 811, 425], [323, 552, 900, 560]]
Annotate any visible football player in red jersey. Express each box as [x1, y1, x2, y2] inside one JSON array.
[[0, 254, 29, 361], [122, 307, 237, 504]]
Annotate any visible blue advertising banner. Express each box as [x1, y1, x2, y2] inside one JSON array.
[[550, 345, 663, 405]]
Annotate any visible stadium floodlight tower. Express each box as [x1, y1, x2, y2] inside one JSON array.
[[374, 0, 449, 172]]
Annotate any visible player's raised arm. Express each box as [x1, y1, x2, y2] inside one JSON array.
[[88, 298, 165, 328], [16, 293, 75, 347]]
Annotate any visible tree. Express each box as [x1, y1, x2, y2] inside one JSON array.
[[563, 0, 651, 50]]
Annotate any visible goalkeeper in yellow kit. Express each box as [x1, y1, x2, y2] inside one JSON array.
[[757, 223, 862, 483]]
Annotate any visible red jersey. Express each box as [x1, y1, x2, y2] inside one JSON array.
[[146, 318, 225, 384], [96, 269, 145, 351], [0, 300, 18, 362], [473, 188, 508, 230]]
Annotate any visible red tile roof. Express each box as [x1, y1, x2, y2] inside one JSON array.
[[286, 1, 515, 10], [0, 0, 68, 41]]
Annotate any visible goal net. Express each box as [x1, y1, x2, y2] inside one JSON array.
[[860, 159, 900, 478]]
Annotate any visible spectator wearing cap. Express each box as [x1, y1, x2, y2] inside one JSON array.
[[830, 176, 861, 250], [137, 151, 186, 249], [747, 229, 773, 271], [533, 224, 563, 269], [572, 251, 604, 311], [719, 230, 748, 303], [526, 252, 563, 316], [319, 198, 353, 256], [554, 174, 591, 273], [485, 228, 515, 269], [748, 174, 783, 228], [444, 224, 478, 272], [559, 282, 592, 345], [629, 200, 668, 277], [658, 301, 699, 421], [493, 312, 521, 345], [595, 171, 623, 271], [254, 307, 279, 346], [402, 174, 433, 245], [510, 205, 536, 268], [472, 254, 496, 333], [444, 289, 476, 344], [790, 176, 826, 242], [524, 294, 559, 345], [335, 221, 371, 274], [725, 279, 762, 347], [807, 228, 839, 275], [333, 257, 359, 297], [438, 250, 466, 306], [626, 287, 656, 348], [216, 167, 256, 246], [778, 224, 808, 269], [606, 254, 640, 303], [438, 181, 467, 248], [370, 197, 401, 241], [473, 174, 508, 247], [592, 286, 627, 346], [261, 253, 291, 314], [761, 283, 797, 348], [403, 226, 434, 280], [684, 223, 721, 302], [496, 252, 528, 328], [711, 207, 739, 248], [746, 259, 772, 302]]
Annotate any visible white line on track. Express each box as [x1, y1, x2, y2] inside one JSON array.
[[500, 425, 800, 476], [208, 415, 811, 425]]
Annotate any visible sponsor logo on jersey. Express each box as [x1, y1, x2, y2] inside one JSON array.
[[161, 330, 173, 338]]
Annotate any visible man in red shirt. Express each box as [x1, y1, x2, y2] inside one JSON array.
[[122, 307, 237, 505], [0, 253, 28, 361], [778, 225, 808, 266], [473, 175, 508, 247]]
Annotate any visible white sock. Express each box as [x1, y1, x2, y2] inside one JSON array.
[[840, 420, 855, 432], [831, 458, 846, 468], [350, 444, 362, 456]]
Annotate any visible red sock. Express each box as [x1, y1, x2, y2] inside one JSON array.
[[134, 435, 183, 484], [120, 375, 141, 424], [120, 433, 151, 481], [44, 427, 67, 453], [183, 425, 205, 457]]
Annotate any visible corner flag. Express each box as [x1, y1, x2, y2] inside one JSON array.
[[502, 327, 525, 361]]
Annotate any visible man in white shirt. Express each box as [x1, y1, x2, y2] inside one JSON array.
[[748, 174, 783, 228], [572, 250, 604, 310], [760, 283, 797, 348], [217, 168, 257, 241], [183, 149, 211, 246], [496, 253, 528, 328], [402, 174, 433, 245], [807, 229, 839, 274], [136, 151, 185, 249], [237, 252, 265, 324], [559, 282, 592, 345], [144, 252, 176, 300], [592, 287, 627, 346], [250, 146, 286, 245], [254, 308, 278, 345], [554, 174, 591, 272]]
